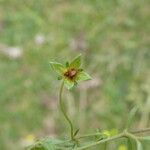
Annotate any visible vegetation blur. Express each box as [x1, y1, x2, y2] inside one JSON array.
[[0, 0, 149, 149]]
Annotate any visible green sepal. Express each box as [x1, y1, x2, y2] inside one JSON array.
[[65, 61, 69, 67], [69, 54, 81, 69], [78, 68, 83, 72], [76, 71, 92, 82], [57, 76, 62, 80], [50, 62, 65, 75], [64, 79, 74, 90]]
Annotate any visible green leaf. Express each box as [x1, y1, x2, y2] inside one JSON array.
[[76, 71, 92, 82], [50, 62, 65, 75], [64, 79, 74, 89], [102, 130, 111, 139], [57, 76, 62, 80], [74, 129, 80, 137], [126, 106, 138, 129], [69, 54, 81, 69], [29, 138, 58, 150], [66, 61, 69, 67]]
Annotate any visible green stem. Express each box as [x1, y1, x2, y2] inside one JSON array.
[[73, 128, 150, 150], [103, 142, 107, 150], [73, 133, 124, 150], [130, 128, 150, 135], [59, 80, 74, 141], [77, 133, 103, 139], [55, 128, 150, 150], [76, 128, 150, 140]]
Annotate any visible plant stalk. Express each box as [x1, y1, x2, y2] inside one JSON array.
[[74, 133, 124, 150], [73, 128, 150, 150], [59, 80, 74, 141], [130, 128, 150, 135]]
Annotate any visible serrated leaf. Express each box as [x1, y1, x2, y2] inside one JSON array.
[[69, 54, 81, 69], [50, 62, 65, 75], [76, 71, 92, 82], [64, 79, 74, 89]]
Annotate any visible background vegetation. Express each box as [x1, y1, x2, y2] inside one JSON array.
[[0, 0, 149, 149]]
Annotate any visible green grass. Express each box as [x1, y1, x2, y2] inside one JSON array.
[[0, 0, 149, 149]]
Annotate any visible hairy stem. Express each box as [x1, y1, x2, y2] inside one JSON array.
[[130, 128, 150, 135], [76, 128, 150, 140], [77, 133, 103, 139], [74, 133, 124, 150], [73, 128, 150, 150], [59, 80, 74, 141]]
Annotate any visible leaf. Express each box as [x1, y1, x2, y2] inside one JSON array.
[[57, 76, 63, 80], [76, 71, 92, 82], [64, 79, 74, 89], [66, 61, 69, 67], [50, 62, 65, 75], [69, 54, 81, 69], [29, 139, 57, 150], [126, 106, 138, 129], [74, 129, 80, 137], [102, 130, 111, 138], [28, 138, 65, 150]]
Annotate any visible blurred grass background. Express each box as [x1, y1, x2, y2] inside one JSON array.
[[0, 0, 149, 149]]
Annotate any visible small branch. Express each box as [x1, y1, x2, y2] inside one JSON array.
[[73, 133, 124, 150], [76, 128, 150, 140], [73, 128, 150, 150], [124, 131, 138, 140], [77, 133, 104, 139], [130, 128, 150, 135]]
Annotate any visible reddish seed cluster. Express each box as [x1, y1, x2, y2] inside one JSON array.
[[64, 68, 77, 80]]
